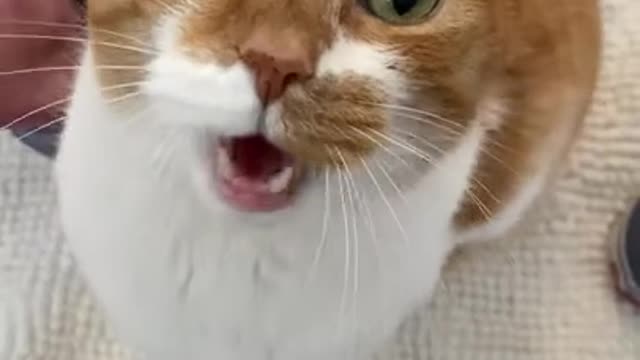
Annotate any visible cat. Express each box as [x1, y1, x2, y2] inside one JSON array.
[[54, 1, 600, 359]]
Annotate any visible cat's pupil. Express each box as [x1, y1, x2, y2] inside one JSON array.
[[392, 0, 418, 15]]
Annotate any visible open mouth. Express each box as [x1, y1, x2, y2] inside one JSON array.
[[214, 135, 302, 212]]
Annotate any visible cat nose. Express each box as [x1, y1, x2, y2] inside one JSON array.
[[239, 32, 315, 106]]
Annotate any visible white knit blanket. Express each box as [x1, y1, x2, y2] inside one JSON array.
[[1, 0, 639, 359]]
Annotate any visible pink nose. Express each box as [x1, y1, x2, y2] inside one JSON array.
[[239, 31, 314, 105]]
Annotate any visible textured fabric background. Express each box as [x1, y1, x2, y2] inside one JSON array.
[[1, 0, 639, 359]]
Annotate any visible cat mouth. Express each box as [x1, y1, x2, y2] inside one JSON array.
[[214, 135, 303, 212]]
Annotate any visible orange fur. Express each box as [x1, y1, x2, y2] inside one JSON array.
[[86, 0, 600, 229]]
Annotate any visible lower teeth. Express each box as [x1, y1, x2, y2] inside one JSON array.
[[268, 166, 294, 193], [217, 146, 234, 179]]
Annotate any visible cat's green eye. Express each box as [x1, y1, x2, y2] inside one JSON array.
[[365, 0, 441, 24]]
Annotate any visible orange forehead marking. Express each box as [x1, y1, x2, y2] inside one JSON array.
[[179, 0, 342, 65]]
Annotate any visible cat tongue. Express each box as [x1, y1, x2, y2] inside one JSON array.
[[215, 135, 295, 212]]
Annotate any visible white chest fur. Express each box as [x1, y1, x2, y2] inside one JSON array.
[[54, 59, 483, 360]]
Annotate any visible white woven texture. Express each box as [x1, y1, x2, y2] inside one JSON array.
[[1, 0, 639, 359]]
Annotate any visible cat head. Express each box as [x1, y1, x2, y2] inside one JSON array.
[[83, 0, 600, 237]]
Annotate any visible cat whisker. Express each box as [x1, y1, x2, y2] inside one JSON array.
[[0, 65, 146, 76], [15, 89, 143, 141], [475, 143, 523, 178], [387, 109, 463, 139], [306, 168, 332, 288], [370, 129, 435, 164], [386, 127, 452, 154], [389, 109, 523, 157], [373, 158, 408, 206], [100, 90, 145, 109], [359, 156, 409, 249], [351, 159, 381, 278], [378, 131, 494, 220], [350, 97, 521, 158], [391, 127, 520, 178], [0, 19, 152, 48], [332, 150, 351, 335], [0, 34, 159, 56], [465, 189, 493, 221], [101, 80, 149, 92], [181, 0, 201, 10], [1, 81, 147, 131], [388, 127, 504, 204], [467, 179, 501, 212], [363, 101, 466, 132], [15, 115, 66, 141], [337, 150, 360, 333], [149, 0, 188, 16], [348, 126, 410, 168], [86, 28, 153, 49], [1, 98, 70, 132]]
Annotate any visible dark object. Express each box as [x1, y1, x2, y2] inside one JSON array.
[[612, 200, 640, 305], [10, 121, 63, 159]]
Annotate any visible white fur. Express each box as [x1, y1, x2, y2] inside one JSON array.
[[317, 33, 404, 95], [145, 16, 262, 136], [455, 173, 545, 243], [56, 17, 510, 360]]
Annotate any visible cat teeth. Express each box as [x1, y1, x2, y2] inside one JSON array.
[[217, 146, 234, 179], [268, 166, 294, 193]]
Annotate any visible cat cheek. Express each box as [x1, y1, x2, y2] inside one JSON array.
[[141, 54, 263, 135], [270, 80, 388, 168]]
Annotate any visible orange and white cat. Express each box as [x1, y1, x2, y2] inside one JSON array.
[[54, 1, 600, 359]]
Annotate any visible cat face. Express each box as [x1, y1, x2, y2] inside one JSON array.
[[85, 0, 599, 233]]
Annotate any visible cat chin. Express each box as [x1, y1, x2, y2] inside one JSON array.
[[54, 52, 485, 360]]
